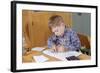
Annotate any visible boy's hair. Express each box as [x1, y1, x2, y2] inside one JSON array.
[[48, 15, 64, 28]]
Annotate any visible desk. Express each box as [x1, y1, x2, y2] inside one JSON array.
[[22, 48, 90, 63]]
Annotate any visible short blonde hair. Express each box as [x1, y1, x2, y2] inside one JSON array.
[[48, 15, 64, 28]]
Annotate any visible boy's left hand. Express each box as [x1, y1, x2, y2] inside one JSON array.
[[56, 45, 66, 52]]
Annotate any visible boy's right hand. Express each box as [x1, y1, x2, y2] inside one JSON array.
[[52, 45, 57, 52]]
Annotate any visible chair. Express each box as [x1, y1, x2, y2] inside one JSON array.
[[77, 33, 91, 55]]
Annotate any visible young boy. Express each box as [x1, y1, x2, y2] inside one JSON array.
[[47, 15, 81, 52], [47, 15, 90, 60]]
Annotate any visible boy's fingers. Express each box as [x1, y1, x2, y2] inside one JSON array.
[[54, 48, 56, 52], [55, 48, 57, 52], [53, 47, 57, 52], [52, 47, 55, 52]]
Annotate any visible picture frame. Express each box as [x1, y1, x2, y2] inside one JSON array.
[[11, 1, 98, 72]]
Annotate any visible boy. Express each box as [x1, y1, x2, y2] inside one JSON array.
[[47, 15, 90, 60], [48, 15, 81, 52]]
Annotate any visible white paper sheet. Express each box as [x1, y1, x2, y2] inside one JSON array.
[[33, 55, 49, 63], [65, 51, 82, 57], [43, 49, 67, 61], [43, 49, 82, 61], [32, 47, 45, 51]]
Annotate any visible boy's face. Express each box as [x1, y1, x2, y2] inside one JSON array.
[[51, 23, 65, 36]]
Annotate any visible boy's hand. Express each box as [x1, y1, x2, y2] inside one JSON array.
[[52, 45, 68, 52], [56, 45, 65, 52], [56, 45, 68, 52], [52, 45, 57, 52]]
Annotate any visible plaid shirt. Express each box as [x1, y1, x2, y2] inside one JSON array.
[[47, 27, 81, 51]]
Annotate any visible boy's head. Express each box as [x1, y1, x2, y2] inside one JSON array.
[[48, 15, 65, 36]]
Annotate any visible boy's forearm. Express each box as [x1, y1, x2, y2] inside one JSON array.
[[64, 44, 80, 51]]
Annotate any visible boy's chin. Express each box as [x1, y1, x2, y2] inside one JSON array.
[[55, 34, 61, 36], [55, 33, 64, 37]]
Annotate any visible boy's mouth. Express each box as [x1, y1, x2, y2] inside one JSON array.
[[55, 32, 64, 37]]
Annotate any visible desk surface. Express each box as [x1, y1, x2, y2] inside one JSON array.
[[22, 48, 90, 63]]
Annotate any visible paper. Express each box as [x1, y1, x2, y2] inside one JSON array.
[[43, 49, 67, 61], [32, 47, 45, 51], [43, 49, 82, 61], [33, 55, 49, 63], [65, 51, 82, 57]]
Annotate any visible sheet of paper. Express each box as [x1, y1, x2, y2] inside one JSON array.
[[43, 49, 82, 61], [65, 51, 82, 57], [33, 55, 49, 63], [43, 49, 67, 61], [32, 47, 45, 51]]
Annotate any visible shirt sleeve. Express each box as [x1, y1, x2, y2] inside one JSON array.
[[47, 37, 54, 49], [64, 29, 81, 51]]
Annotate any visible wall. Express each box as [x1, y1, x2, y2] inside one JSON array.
[[72, 13, 91, 36]]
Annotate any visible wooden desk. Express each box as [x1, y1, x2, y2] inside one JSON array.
[[22, 50, 61, 63], [22, 49, 90, 63]]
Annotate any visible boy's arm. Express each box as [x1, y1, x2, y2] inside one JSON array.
[[64, 30, 81, 51], [47, 37, 53, 49], [56, 45, 67, 52], [47, 37, 57, 52]]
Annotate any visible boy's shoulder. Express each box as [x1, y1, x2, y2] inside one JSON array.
[[65, 28, 76, 34]]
